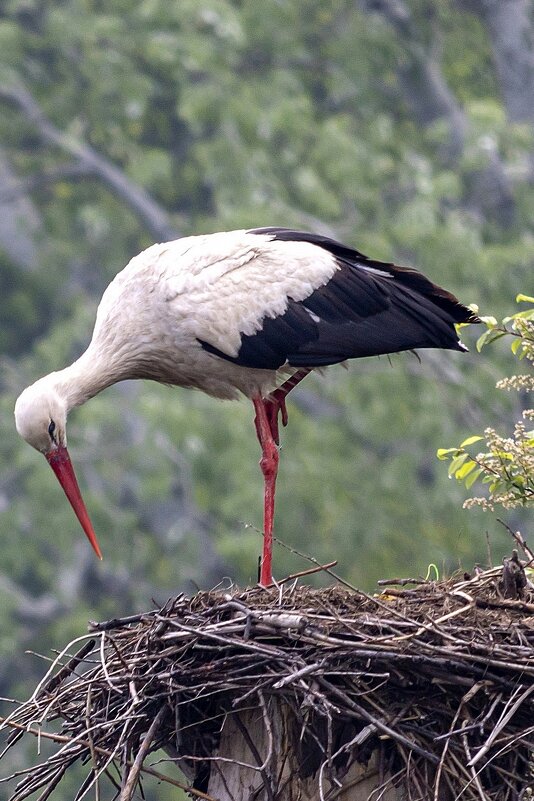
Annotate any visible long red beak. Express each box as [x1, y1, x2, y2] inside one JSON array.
[[45, 446, 103, 560]]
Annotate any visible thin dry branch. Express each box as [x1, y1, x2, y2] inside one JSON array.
[[120, 706, 167, 801]]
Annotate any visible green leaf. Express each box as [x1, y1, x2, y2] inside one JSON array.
[[448, 452, 468, 476], [465, 468, 483, 489], [511, 337, 522, 355], [495, 450, 514, 461], [436, 447, 459, 460], [516, 294, 534, 304], [460, 435, 484, 447], [476, 330, 492, 351], [479, 315, 498, 327], [476, 330, 507, 351], [456, 459, 477, 480]]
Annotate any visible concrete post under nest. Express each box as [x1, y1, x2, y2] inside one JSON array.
[[202, 705, 399, 799], [1, 567, 534, 801]]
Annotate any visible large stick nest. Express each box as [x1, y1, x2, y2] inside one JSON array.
[[2, 560, 534, 800]]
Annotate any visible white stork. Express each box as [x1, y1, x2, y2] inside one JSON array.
[[14, 228, 478, 586]]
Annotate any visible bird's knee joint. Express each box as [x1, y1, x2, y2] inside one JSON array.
[[260, 445, 279, 478]]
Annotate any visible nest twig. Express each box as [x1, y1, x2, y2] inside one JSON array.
[[1, 563, 534, 800]]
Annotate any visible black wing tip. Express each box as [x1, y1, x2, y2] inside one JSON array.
[[448, 303, 481, 326], [466, 309, 482, 325]]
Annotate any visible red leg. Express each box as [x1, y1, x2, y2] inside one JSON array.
[[253, 396, 279, 586], [252, 369, 311, 586], [264, 369, 311, 444]]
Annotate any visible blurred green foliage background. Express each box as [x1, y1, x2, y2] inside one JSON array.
[[0, 0, 532, 796]]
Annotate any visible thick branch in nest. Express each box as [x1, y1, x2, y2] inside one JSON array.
[[1, 565, 534, 800]]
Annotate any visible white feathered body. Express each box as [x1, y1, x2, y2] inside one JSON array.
[[69, 230, 338, 404], [21, 225, 475, 421], [15, 226, 476, 463]]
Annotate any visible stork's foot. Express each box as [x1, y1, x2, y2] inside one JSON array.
[[265, 368, 311, 444], [263, 394, 288, 446]]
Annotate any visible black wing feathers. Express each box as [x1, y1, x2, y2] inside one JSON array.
[[199, 302, 318, 371], [302, 260, 389, 323], [198, 228, 478, 371]]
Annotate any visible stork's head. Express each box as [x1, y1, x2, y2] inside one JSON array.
[[14, 378, 102, 559], [15, 378, 68, 454]]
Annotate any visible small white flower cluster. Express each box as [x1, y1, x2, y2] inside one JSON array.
[[448, 299, 533, 511], [496, 374, 534, 392]]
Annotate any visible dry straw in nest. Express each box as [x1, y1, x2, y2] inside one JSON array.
[[1, 558, 534, 800]]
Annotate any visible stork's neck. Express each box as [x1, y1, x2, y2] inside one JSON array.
[[51, 346, 124, 411]]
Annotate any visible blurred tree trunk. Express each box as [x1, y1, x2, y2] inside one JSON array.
[[0, 85, 179, 242], [467, 0, 534, 186], [0, 149, 41, 271], [467, 0, 534, 124], [359, 0, 516, 224]]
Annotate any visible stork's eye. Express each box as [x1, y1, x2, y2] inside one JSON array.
[[48, 420, 56, 440]]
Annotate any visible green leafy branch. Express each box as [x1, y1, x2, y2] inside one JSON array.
[[438, 295, 534, 511]]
